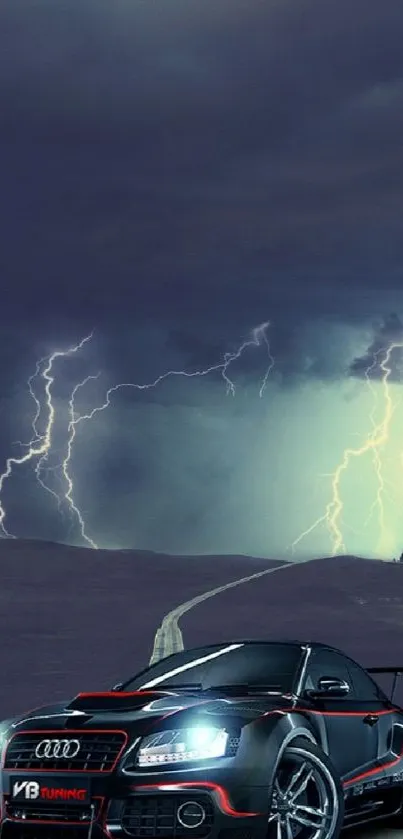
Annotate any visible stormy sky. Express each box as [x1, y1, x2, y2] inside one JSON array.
[[2, 0, 403, 559]]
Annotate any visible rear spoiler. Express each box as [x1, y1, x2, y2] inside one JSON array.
[[366, 667, 403, 702]]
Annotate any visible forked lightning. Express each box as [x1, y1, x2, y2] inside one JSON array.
[[0, 334, 93, 538], [0, 324, 274, 546], [291, 341, 403, 556]]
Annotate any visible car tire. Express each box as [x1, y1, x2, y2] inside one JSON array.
[[267, 736, 345, 838]]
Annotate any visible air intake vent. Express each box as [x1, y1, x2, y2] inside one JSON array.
[[67, 691, 167, 713], [227, 735, 241, 756], [122, 794, 214, 837]]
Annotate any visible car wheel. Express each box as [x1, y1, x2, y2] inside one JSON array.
[[267, 737, 345, 839]]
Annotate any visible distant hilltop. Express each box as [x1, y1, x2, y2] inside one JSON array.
[[0, 536, 398, 564]]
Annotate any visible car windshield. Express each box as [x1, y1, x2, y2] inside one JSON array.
[[121, 642, 304, 693]]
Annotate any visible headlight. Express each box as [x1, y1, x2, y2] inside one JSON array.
[[133, 727, 229, 768]]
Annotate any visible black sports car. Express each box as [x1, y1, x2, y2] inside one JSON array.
[[1, 640, 403, 839]]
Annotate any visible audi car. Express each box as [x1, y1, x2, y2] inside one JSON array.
[[0, 640, 403, 839]]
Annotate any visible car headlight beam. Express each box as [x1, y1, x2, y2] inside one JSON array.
[[134, 727, 229, 768]]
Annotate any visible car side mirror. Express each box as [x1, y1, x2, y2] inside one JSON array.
[[306, 676, 350, 699]]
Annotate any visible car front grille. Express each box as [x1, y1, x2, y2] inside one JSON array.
[[122, 794, 214, 837], [4, 731, 127, 772]]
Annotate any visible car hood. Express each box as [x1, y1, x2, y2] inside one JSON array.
[[6, 689, 296, 734]]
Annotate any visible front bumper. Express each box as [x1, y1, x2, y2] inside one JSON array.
[[0, 771, 269, 839]]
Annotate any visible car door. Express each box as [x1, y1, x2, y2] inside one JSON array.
[[344, 656, 397, 768], [303, 650, 383, 779]]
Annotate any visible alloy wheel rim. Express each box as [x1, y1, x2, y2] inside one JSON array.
[[268, 746, 339, 839]]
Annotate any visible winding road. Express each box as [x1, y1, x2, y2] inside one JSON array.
[[148, 560, 293, 663], [148, 555, 330, 663]]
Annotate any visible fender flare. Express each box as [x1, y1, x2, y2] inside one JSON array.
[[267, 718, 318, 788]]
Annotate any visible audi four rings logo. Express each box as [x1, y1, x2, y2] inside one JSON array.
[[35, 739, 81, 759]]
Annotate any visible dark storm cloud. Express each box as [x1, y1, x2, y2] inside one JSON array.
[[165, 330, 226, 369], [349, 313, 403, 381], [3, 0, 403, 557], [2, 0, 403, 339]]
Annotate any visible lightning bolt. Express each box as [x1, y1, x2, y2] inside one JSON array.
[[362, 350, 388, 534], [24, 358, 44, 445], [291, 341, 403, 557], [12, 357, 65, 512], [57, 322, 274, 547], [216, 320, 274, 396], [0, 334, 93, 538], [255, 322, 275, 397], [61, 374, 101, 550], [12, 358, 49, 450], [63, 322, 273, 431]]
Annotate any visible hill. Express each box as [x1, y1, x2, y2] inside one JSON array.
[[0, 538, 282, 716]]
